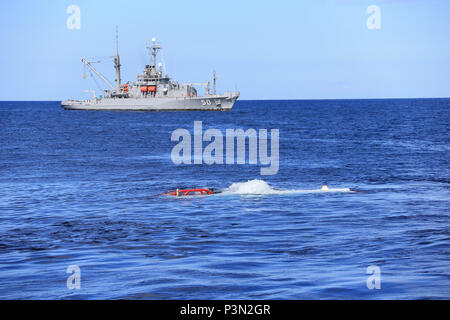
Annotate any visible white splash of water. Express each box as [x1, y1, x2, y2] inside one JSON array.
[[223, 179, 352, 195], [226, 179, 278, 194]]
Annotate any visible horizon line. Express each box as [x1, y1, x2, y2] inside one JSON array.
[[1, 97, 450, 102]]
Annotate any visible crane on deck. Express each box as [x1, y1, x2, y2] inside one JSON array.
[[82, 58, 115, 91]]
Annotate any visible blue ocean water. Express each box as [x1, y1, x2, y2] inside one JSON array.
[[0, 99, 449, 299]]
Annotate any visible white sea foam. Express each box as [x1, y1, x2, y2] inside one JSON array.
[[222, 179, 353, 195]]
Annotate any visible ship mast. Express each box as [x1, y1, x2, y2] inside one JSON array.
[[148, 38, 162, 68], [114, 25, 121, 91], [213, 69, 216, 95]]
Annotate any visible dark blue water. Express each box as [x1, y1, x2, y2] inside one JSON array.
[[0, 99, 449, 299]]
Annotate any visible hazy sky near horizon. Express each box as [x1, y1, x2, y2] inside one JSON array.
[[1, 0, 449, 100]]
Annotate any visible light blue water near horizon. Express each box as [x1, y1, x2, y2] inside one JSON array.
[[0, 99, 449, 299]]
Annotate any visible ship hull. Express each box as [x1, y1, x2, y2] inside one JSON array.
[[62, 94, 239, 111]]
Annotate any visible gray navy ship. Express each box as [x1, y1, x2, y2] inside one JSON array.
[[62, 29, 239, 111]]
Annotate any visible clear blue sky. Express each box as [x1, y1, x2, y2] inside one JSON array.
[[1, 0, 449, 100]]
